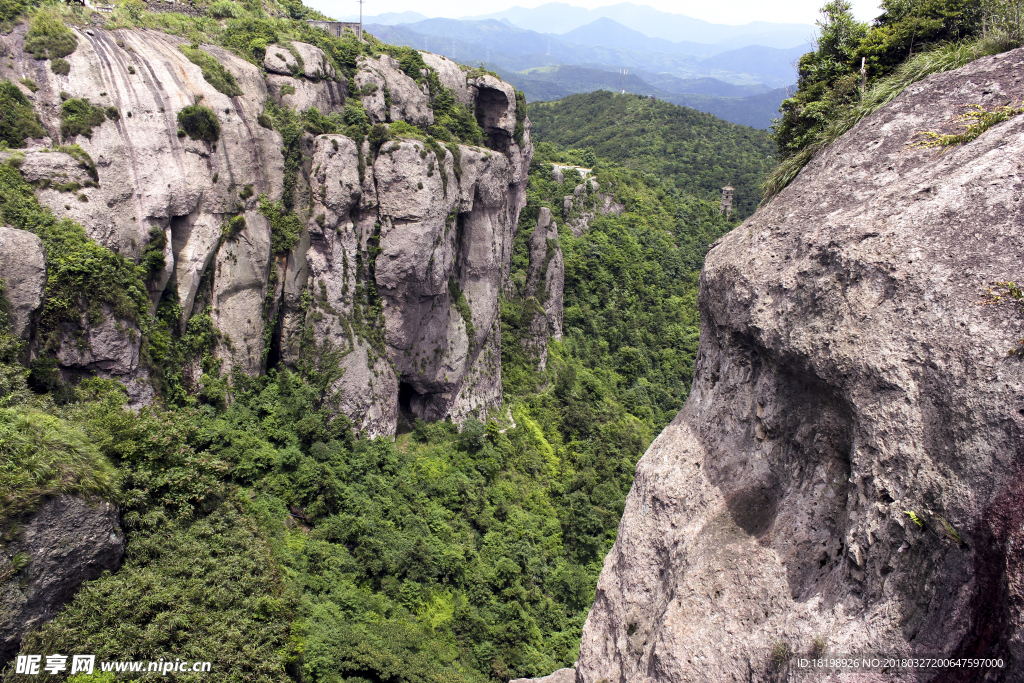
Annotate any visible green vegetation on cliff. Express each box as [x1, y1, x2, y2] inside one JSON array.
[[0, 81, 44, 148], [528, 91, 776, 218], [766, 0, 1022, 198]]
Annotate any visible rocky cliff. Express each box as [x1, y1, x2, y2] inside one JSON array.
[[573, 47, 1024, 681], [1, 496, 124, 664], [0, 24, 533, 436]]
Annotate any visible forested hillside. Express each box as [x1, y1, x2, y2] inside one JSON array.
[[0, 0, 751, 677], [528, 91, 776, 218]]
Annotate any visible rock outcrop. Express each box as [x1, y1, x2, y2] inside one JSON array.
[[0, 226, 46, 341], [0, 24, 535, 437], [510, 669, 575, 683], [0, 496, 125, 665], [521, 207, 564, 371], [557, 174, 624, 237], [575, 47, 1024, 682], [355, 54, 433, 127], [1, 24, 286, 382]]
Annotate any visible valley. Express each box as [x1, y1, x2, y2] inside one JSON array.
[[1, 0, 1023, 680]]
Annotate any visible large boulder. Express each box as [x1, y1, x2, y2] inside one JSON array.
[[420, 52, 474, 107], [355, 55, 433, 127], [576, 48, 1024, 681], [0, 496, 124, 666], [263, 41, 336, 80], [0, 227, 46, 340]]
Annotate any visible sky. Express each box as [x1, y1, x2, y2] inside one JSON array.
[[323, 0, 886, 26]]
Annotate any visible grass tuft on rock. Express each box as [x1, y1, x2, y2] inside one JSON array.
[[180, 45, 244, 97], [0, 405, 119, 519], [176, 103, 220, 143], [50, 57, 70, 76]]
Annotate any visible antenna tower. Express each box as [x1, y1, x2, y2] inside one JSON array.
[[356, 0, 364, 40]]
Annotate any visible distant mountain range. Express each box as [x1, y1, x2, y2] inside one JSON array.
[[334, 2, 809, 130], [350, 2, 816, 49], [366, 19, 807, 87], [495, 65, 789, 129]]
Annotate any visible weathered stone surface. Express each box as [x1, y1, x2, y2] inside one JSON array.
[[266, 73, 347, 114], [17, 150, 94, 186], [355, 54, 433, 127], [510, 668, 575, 683], [576, 47, 1024, 682], [264, 41, 335, 80], [420, 52, 474, 106], [561, 178, 621, 237], [0, 496, 124, 666], [551, 164, 591, 185], [521, 207, 564, 371], [0, 24, 286, 386], [276, 123, 531, 435], [0, 26, 536, 436], [0, 226, 46, 340]]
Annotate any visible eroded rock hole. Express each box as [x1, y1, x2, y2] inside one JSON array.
[[398, 381, 418, 413], [396, 381, 422, 434]]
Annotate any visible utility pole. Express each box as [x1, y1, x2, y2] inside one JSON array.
[[357, 0, 364, 41]]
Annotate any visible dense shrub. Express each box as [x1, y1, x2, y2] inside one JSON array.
[[50, 57, 70, 75], [773, 0, 1004, 161], [0, 0, 26, 24], [60, 97, 107, 140], [208, 0, 241, 18], [23, 10, 77, 60], [0, 80, 45, 147], [22, 499, 292, 681], [176, 104, 220, 143], [258, 195, 301, 254]]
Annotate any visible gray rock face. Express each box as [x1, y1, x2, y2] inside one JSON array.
[[576, 48, 1024, 682], [266, 73, 347, 114], [420, 52, 474, 107], [264, 42, 335, 80], [0, 496, 124, 666], [263, 42, 346, 113], [0, 27, 537, 436], [521, 207, 563, 370], [510, 668, 575, 683], [355, 55, 433, 127], [561, 178, 622, 237], [0, 24, 284, 382], [1, 26, 284, 378], [280, 129, 530, 436], [0, 226, 46, 340]]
